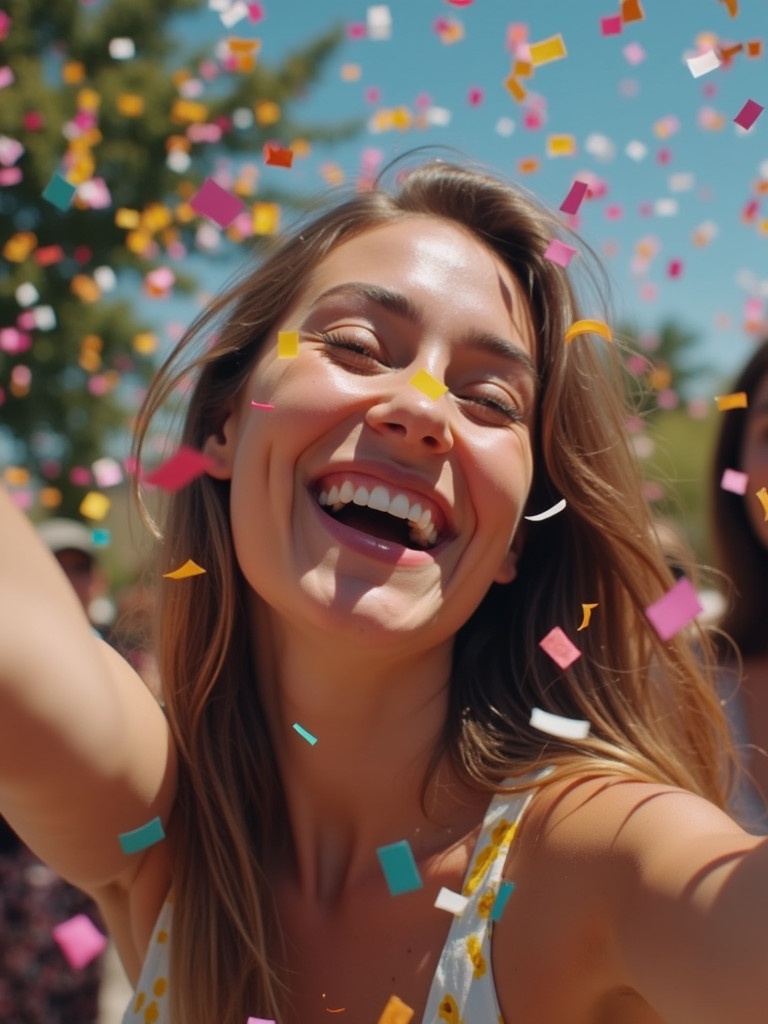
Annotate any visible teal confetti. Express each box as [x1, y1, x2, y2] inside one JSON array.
[[292, 722, 317, 745], [376, 839, 422, 896], [42, 173, 76, 211], [490, 880, 516, 922], [118, 816, 165, 855]]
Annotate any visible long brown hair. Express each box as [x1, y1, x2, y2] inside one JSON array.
[[709, 337, 768, 657], [134, 157, 731, 1024]]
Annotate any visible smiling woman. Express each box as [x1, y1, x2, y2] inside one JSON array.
[[2, 157, 768, 1024]]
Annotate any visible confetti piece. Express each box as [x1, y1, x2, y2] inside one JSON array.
[[144, 446, 215, 491], [376, 840, 422, 896], [718, 0, 738, 15], [645, 577, 703, 641], [559, 180, 589, 215], [367, 4, 393, 41], [376, 995, 414, 1024], [247, 1019, 276, 1024], [293, 722, 318, 745], [721, 468, 749, 494], [42, 173, 76, 211], [277, 330, 299, 358], [621, 0, 644, 22], [434, 887, 469, 915], [715, 391, 748, 411], [529, 34, 567, 67], [622, 41, 645, 65], [163, 559, 206, 579], [524, 497, 567, 521], [109, 37, 136, 60], [547, 134, 576, 157], [544, 238, 578, 268], [539, 626, 582, 669], [757, 487, 768, 521], [51, 914, 107, 969], [409, 368, 448, 400], [189, 178, 245, 228], [250, 400, 276, 410], [490, 880, 515, 921], [686, 50, 722, 77], [577, 603, 599, 630], [264, 142, 294, 167], [79, 492, 111, 521], [446, 0, 476, 5], [600, 14, 623, 35], [529, 707, 590, 740], [564, 319, 612, 343], [118, 816, 165, 855], [734, 99, 764, 130]]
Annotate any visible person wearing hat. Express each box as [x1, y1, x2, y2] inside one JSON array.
[[36, 518, 99, 618]]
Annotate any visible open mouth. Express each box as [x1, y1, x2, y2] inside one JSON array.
[[315, 477, 444, 551]]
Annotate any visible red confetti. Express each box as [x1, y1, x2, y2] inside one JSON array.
[[143, 446, 216, 492], [263, 142, 294, 167]]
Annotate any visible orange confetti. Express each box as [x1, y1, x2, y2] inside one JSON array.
[[564, 319, 612, 343], [715, 391, 748, 411], [756, 487, 768, 521], [577, 603, 599, 631], [719, 0, 738, 15], [163, 559, 206, 580], [621, 0, 645, 22], [504, 76, 527, 103], [376, 996, 414, 1024], [264, 143, 293, 167]]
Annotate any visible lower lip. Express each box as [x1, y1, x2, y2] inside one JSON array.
[[311, 497, 442, 566]]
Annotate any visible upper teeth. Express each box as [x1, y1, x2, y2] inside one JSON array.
[[317, 481, 439, 547]]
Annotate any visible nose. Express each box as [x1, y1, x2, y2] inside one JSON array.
[[364, 372, 454, 453]]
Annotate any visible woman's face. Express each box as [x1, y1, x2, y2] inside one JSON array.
[[740, 370, 768, 550], [206, 215, 538, 648]]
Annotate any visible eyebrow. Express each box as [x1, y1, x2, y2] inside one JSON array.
[[308, 281, 539, 384]]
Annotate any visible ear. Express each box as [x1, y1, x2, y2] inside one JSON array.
[[494, 525, 526, 585], [202, 409, 237, 481]]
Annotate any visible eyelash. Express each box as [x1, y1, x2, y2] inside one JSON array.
[[317, 331, 524, 424]]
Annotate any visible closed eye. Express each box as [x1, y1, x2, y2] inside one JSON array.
[[459, 393, 524, 425], [316, 331, 383, 371]]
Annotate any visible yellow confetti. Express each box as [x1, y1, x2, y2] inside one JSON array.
[[577, 603, 599, 631], [252, 202, 280, 235], [715, 391, 748, 411], [546, 134, 576, 157], [163, 559, 207, 580], [62, 61, 85, 84], [79, 492, 111, 521], [277, 330, 299, 358], [564, 319, 612, 343], [529, 34, 567, 67], [756, 487, 768, 521], [409, 369, 448, 400], [4, 466, 30, 486], [376, 995, 414, 1024], [116, 93, 145, 117], [115, 208, 140, 229], [504, 75, 527, 103], [170, 99, 209, 124]]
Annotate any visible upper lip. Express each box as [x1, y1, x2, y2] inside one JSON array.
[[309, 461, 457, 538]]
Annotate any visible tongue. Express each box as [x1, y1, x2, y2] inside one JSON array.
[[333, 504, 411, 545]]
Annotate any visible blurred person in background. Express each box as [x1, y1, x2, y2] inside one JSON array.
[[709, 337, 768, 834]]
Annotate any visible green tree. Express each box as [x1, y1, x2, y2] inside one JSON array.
[[619, 318, 712, 418], [0, 0, 359, 516]]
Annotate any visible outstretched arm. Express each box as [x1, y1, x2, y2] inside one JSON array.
[[0, 486, 175, 892]]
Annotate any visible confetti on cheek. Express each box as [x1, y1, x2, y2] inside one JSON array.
[[756, 487, 768, 521], [734, 99, 764, 130], [376, 840, 422, 895], [721, 468, 749, 495], [539, 626, 582, 669], [163, 559, 206, 580], [564, 319, 612, 343], [524, 497, 567, 522], [277, 330, 299, 358], [645, 577, 703, 641], [292, 722, 318, 745], [544, 238, 578, 267], [250, 400, 276, 410], [715, 391, 748, 411], [490, 880, 516, 922], [51, 914, 107, 969], [144, 447, 216, 491], [434, 887, 469, 915], [529, 707, 590, 740], [577, 603, 599, 631], [559, 180, 589, 215], [118, 816, 166, 855], [375, 994, 414, 1024], [529, 34, 567, 67], [409, 368, 448, 400]]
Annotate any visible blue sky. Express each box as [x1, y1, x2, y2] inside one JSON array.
[[172, 0, 768, 396]]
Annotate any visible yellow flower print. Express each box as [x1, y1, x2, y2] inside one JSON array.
[[477, 889, 495, 919], [438, 993, 464, 1024], [463, 844, 495, 895], [143, 1001, 159, 1024], [466, 934, 487, 979], [490, 818, 517, 849]]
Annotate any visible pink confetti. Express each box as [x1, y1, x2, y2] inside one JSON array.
[[539, 626, 582, 669], [721, 468, 749, 494], [250, 401, 275, 410], [0, 66, 14, 88], [468, 86, 484, 106], [189, 178, 245, 228], [52, 914, 107, 970], [600, 14, 622, 35], [734, 98, 764, 130], [645, 577, 703, 641], [622, 42, 645, 65], [667, 259, 683, 278], [559, 180, 589, 215], [544, 238, 578, 267], [143, 446, 216, 492], [347, 21, 367, 39]]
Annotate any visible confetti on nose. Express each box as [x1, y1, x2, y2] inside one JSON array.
[[539, 626, 582, 669], [645, 576, 703, 641], [490, 880, 516, 922], [292, 722, 318, 745], [524, 497, 566, 522], [42, 172, 76, 211], [52, 914, 107, 969], [277, 330, 299, 358], [188, 177, 245, 228], [163, 559, 206, 579], [721, 468, 749, 495], [564, 319, 612, 343], [544, 238, 578, 268], [715, 391, 747, 411], [529, 34, 567, 66], [577, 603, 598, 630], [376, 839, 422, 895], [756, 487, 768, 521], [734, 99, 764, 131], [434, 887, 469, 915], [376, 995, 414, 1024], [559, 180, 589, 215], [143, 446, 215, 491], [529, 707, 590, 740], [409, 368, 448, 400], [118, 816, 165, 855]]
